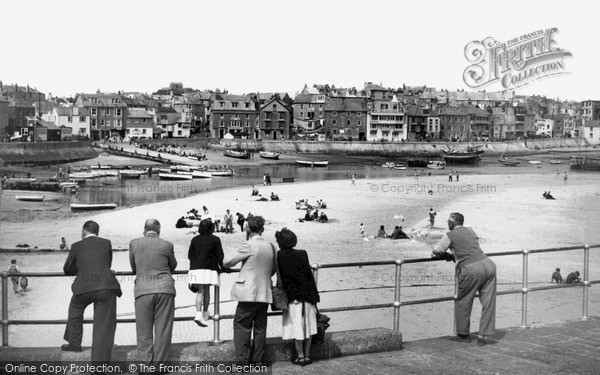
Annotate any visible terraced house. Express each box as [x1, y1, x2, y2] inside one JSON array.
[[367, 96, 407, 141], [210, 94, 258, 139], [124, 109, 154, 141], [324, 97, 367, 140], [75, 92, 126, 140], [258, 97, 291, 140], [293, 85, 327, 135]]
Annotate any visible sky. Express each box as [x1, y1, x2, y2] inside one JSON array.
[[1, 0, 597, 101]]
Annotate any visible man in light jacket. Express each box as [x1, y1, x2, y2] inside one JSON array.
[[224, 215, 276, 365], [129, 219, 178, 366]]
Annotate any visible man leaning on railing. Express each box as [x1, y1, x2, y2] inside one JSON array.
[[431, 212, 497, 346]]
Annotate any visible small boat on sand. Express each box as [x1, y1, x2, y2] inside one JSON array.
[[16, 195, 45, 202], [70, 203, 117, 211], [259, 151, 280, 160], [296, 160, 328, 167], [224, 150, 250, 159], [158, 173, 193, 180]]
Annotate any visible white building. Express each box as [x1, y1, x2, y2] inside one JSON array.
[[367, 96, 407, 142], [42, 107, 90, 139], [582, 120, 600, 144], [535, 118, 554, 137]]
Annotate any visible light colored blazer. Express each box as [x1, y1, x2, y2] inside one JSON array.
[[129, 232, 178, 299], [224, 235, 275, 303]]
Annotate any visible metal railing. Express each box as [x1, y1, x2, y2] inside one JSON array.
[[1, 243, 598, 347]]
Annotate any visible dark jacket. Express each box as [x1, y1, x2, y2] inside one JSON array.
[[64, 236, 122, 296], [188, 233, 225, 272], [277, 248, 320, 305]]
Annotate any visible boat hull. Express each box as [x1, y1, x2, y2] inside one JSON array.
[[16, 195, 44, 202], [70, 203, 117, 211], [259, 152, 280, 160], [224, 150, 250, 159], [442, 153, 481, 164], [570, 156, 600, 170], [296, 160, 328, 167], [158, 173, 193, 180]]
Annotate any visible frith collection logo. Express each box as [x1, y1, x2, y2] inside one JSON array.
[[463, 27, 572, 90]]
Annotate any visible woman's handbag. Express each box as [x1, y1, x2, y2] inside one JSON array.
[[314, 305, 330, 343], [271, 245, 288, 311]]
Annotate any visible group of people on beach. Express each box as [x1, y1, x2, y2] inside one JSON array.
[[60, 218, 321, 368], [551, 268, 582, 284]]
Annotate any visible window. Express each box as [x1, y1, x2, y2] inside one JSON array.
[[380, 104, 388, 110], [91, 119, 96, 127], [317, 95, 325, 101], [347, 120, 351, 126], [67, 116, 72, 123], [393, 104, 398, 110], [279, 113, 285, 120], [101, 119, 105, 126], [319, 104, 323, 110], [161, 115, 167, 121], [21, 128, 28, 135], [370, 130, 377, 136], [142, 118, 146, 123], [220, 102, 225, 108], [115, 109, 122, 116], [142, 129, 146, 134], [79, 128, 87, 134], [332, 120, 337, 126], [265, 113, 271, 119], [272, 104, 277, 111], [116, 120, 121, 128], [232, 102, 238, 108], [220, 114, 224, 120], [107, 109, 111, 116], [358, 121, 362, 126], [101, 109, 105, 115], [300, 112, 304, 118], [178, 130, 182, 136], [246, 114, 250, 119], [245, 103, 250, 108], [300, 104, 304, 110], [91, 108, 97, 116], [79, 117, 86, 122], [219, 120, 224, 127]]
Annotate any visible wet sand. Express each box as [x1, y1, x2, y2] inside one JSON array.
[[2, 166, 600, 347]]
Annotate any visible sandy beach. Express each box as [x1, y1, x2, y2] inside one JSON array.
[[2, 162, 600, 347]]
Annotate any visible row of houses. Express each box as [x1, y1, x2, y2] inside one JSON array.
[[1, 81, 599, 143]]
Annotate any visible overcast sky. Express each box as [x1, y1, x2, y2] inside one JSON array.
[[1, 0, 596, 101]]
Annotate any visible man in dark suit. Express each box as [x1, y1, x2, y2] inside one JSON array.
[[223, 215, 276, 365], [62, 220, 122, 362], [129, 219, 178, 366]]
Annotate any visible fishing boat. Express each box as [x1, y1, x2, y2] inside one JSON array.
[[569, 156, 600, 170], [8, 178, 37, 183], [549, 160, 563, 164], [296, 160, 329, 167], [171, 165, 193, 172], [427, 160, 446, 169], [497, 157, 520, 166], [15, 195, 45, 202], [442, 149, 481, 164], [393, 164, 408, 170], [191, 170, 212, 178], [119, 170, 146, 179], [70, 203, 117, 211], [259, 151, 280, 160], [407, 158, 429, 168], [90, 164, 114, 170], [211, 169, 235, 177], [224, 150, 250, 159], [528, 160, 541, 164], [158, 173, 193, 180], [382, 162, 395, 168], [59, 181, 78, 189]]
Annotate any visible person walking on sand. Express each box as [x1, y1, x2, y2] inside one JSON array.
[[564, 172, 568, 183], [432, 212, 496, 346], [456, 171, 460, 182], [266, 173, 271, 186], [429, 208, 437, 229], [8, 259, 20, 293], [360, 223, 366, 237], [351, 174, 356, 185], [224, 209, 234, 234], [448, 171, 453, 182], [414, 169, 419, 180], [188, 218, 227, 327], [129, 219, 177, 366]]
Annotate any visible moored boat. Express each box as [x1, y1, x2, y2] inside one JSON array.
[[211, 169, 235, 177], [296, 160, 328, 167], [224, 150, 250, 159], [549, 160, 563, 164], [427, 160, 446, 169], [393, 164, 407, 170], [497, 157, 520, 166], [158, 173, 193, 180], [119, 170, 146, 179], [70, 203, 117, 211], [442, 150, 481, 164], [171, 165, 194, 172], [8, 178, 37, 183], [528, 160, 541, 164], [259, 151, 280, 160], [15, 195, 45, 202], [569, 156, 600, 170], [407, 158, 429, 168], [191, 170, 212, 178]]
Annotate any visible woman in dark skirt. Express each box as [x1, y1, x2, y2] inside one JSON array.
[[188, 218, 225, 327], [275, 227, 320, 366]]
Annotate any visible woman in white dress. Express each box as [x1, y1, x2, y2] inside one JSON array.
[[275, 228, 320, 366]]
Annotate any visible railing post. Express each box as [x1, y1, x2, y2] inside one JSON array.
[[311, 263, 319, 288], [1, 271, 8, 346], [211, 285, 222, 344], [393, 259, 403, 331], [454, 268, 458, 335], [521, 249, 529, 329], [582, 244, 590, 321]]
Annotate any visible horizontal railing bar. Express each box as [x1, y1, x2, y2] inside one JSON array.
[[7, 244, 599, 277]]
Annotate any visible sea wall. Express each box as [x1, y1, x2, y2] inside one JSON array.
[[261, 138, 584, 157], [0, 141, 98, 165]]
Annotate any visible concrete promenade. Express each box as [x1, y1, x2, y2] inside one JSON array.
[[271, 317, 600, 375]]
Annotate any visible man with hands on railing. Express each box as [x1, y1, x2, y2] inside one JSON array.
[[223, 215, 276, 366], [431, 212, 497, 346]]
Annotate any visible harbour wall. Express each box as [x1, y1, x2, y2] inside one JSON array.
[[0, 141, 98, 165]]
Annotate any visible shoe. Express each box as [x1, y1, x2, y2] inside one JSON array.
[[292, 357, 304, 365], [202, 310, 210, 322], [194, 317, 207, 327], [449, 335, 472, 343], [303, 358, 313, 366], [477, 337, 486, 346], [61, 343, 82, 352]]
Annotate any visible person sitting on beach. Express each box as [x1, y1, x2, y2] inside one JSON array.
[[317, 199, 327, 209], [390, 226, 410, 240], [304, 210, 314, 222], [565, 271, 581, 284], [551, 268, 563, 284], [377, 225, 390, 238], [311, 209, 319, 221], [59, 237, 68, 250], [270, 192, 280, 201], [318, 212, 328, 223], [543, 191, 555, 200], [251, 186, 260, 196], [176, 216, 189, 229], [256, 195, 269, 202], [360, 223, 366, 237]]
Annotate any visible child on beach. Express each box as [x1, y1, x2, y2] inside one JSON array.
[[188, 219, 227, 327], [8, 259, 20, 293], [360, 223, 366, 237]]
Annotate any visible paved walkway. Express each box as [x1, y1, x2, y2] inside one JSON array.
[[271, 317, 600, 375]]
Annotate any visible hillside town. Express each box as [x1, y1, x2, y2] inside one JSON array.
[[0, 80, 599, 144]]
